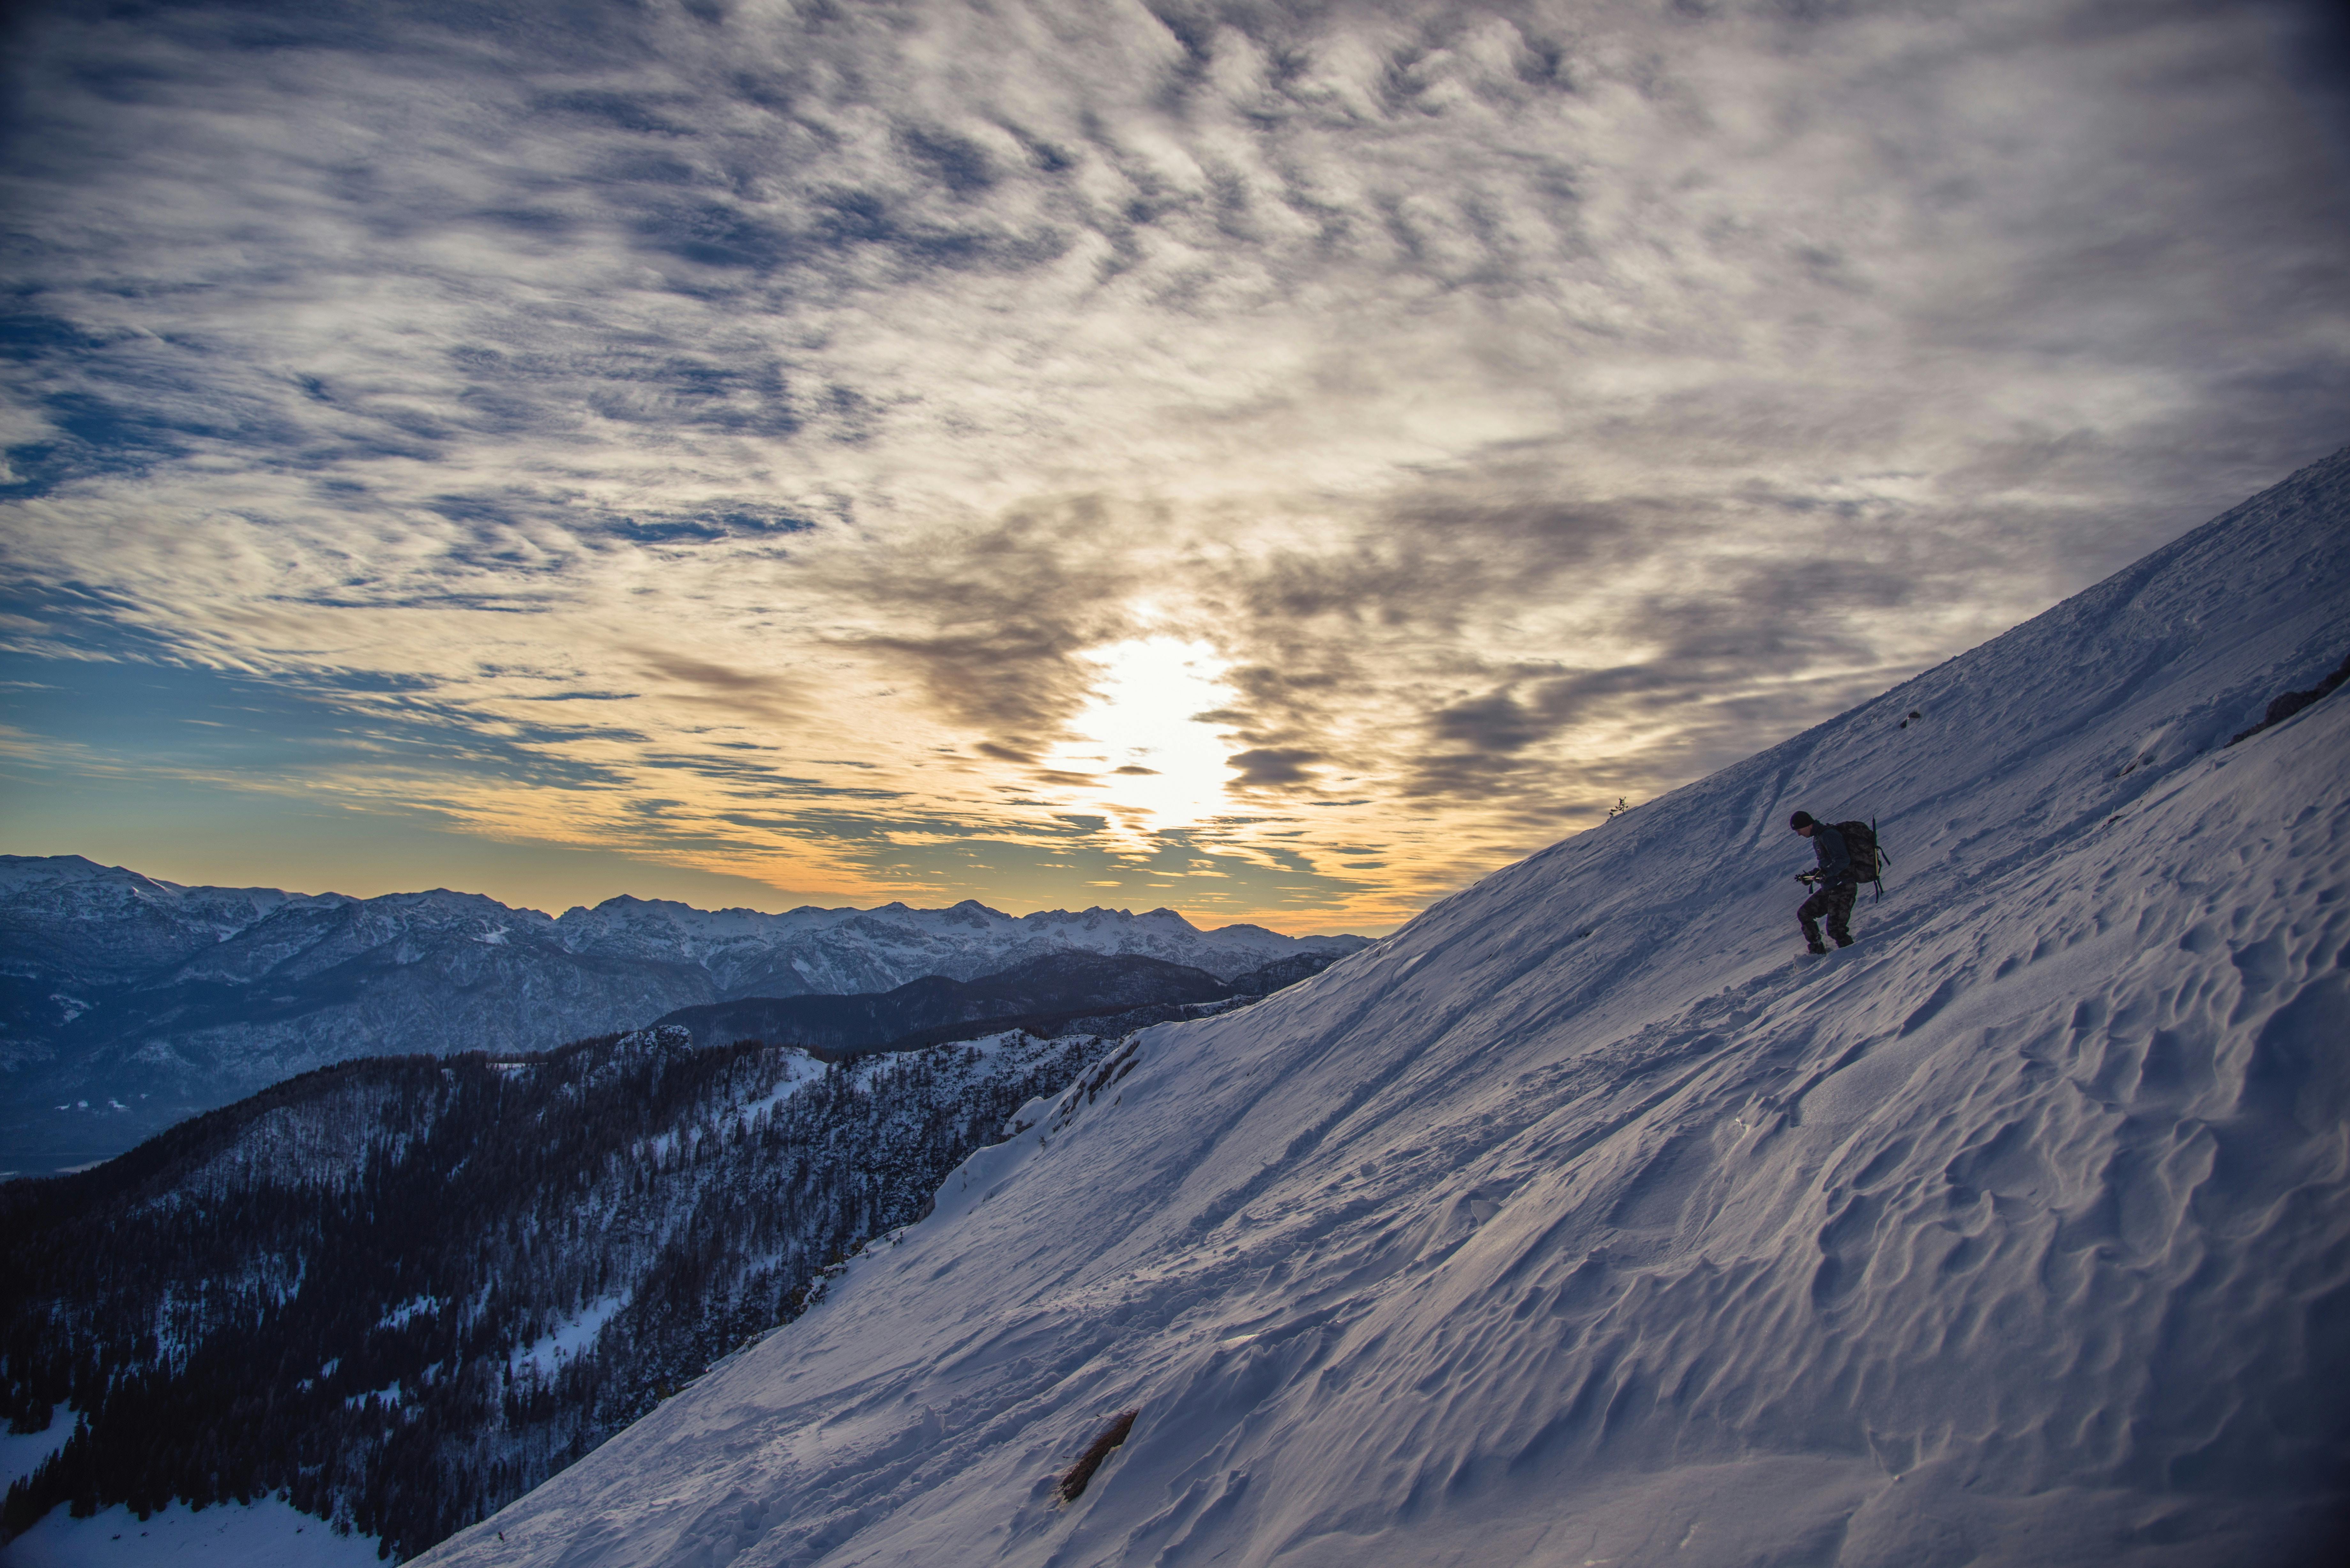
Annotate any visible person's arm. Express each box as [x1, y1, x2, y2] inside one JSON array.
[[1815, 824, 1851, 880]]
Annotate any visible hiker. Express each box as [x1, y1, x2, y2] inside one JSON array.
[[1789, 810, 1856, 954]]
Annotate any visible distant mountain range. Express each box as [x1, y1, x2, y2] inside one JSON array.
[[0, 856, 1369, 1172]]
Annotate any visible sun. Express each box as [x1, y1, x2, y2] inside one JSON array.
[[1041, 637, 1236, 835]]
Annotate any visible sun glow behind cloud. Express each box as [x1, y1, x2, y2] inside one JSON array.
[[1040, 637, 1237, 841]]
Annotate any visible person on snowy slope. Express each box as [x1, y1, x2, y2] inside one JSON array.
[[1789, 810, 1856, 954]]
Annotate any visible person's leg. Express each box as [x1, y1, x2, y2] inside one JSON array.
[[1797, 888, 1831, 950], [1826, 882, 1857, 946]]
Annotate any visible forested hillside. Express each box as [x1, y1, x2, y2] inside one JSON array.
[[0, 1024, 1117, 1558], [651, 950, 1331, 1052]]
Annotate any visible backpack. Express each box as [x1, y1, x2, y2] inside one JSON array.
[[1835, 819, 1889, 895]]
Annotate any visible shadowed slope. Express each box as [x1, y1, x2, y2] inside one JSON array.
[[651, 951, 1342, 1055]]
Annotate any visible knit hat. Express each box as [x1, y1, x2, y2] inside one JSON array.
[[1789, 810, 1816, 830]]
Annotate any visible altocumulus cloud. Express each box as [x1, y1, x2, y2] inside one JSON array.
[[1, 0, 2345, 928]]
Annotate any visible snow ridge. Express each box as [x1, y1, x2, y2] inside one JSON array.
[[426, 448, 2350, 1568]]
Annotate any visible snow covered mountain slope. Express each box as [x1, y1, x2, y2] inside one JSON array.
[[422, 449, 2350, 1568]]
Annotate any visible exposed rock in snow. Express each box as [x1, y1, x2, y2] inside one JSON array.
[[420, 451, 2350, 1567]]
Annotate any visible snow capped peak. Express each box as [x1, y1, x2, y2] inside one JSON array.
[[0, 852, 140, 888], [421, 450, 2350, 1568], [1, 854, 227, 901]]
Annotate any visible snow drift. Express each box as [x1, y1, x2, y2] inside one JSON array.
[[421, 450, 2350, 1568]]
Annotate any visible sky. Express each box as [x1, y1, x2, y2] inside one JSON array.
[[2, 0, 2346, 935]]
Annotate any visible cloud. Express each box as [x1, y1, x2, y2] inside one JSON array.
[[630, 649, 800, 726], [0, 0, 2344, 930], [1228, 747, 1322, 788]]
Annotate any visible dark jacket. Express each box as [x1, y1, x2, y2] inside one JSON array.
[[1809, 822, 1854, 884]]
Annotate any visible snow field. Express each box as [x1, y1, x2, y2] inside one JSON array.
[[419, 451, 2350, 1566], [0, 1498, 382, 1568], [0, 1414, 70, 1494], [510, 1294, 630, 1381]]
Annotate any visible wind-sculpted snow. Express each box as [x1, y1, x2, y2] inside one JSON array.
[[421, 448, 2350, 1567]]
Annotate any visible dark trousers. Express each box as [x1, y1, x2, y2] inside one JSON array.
[[1798, 880, 1858, 946]]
